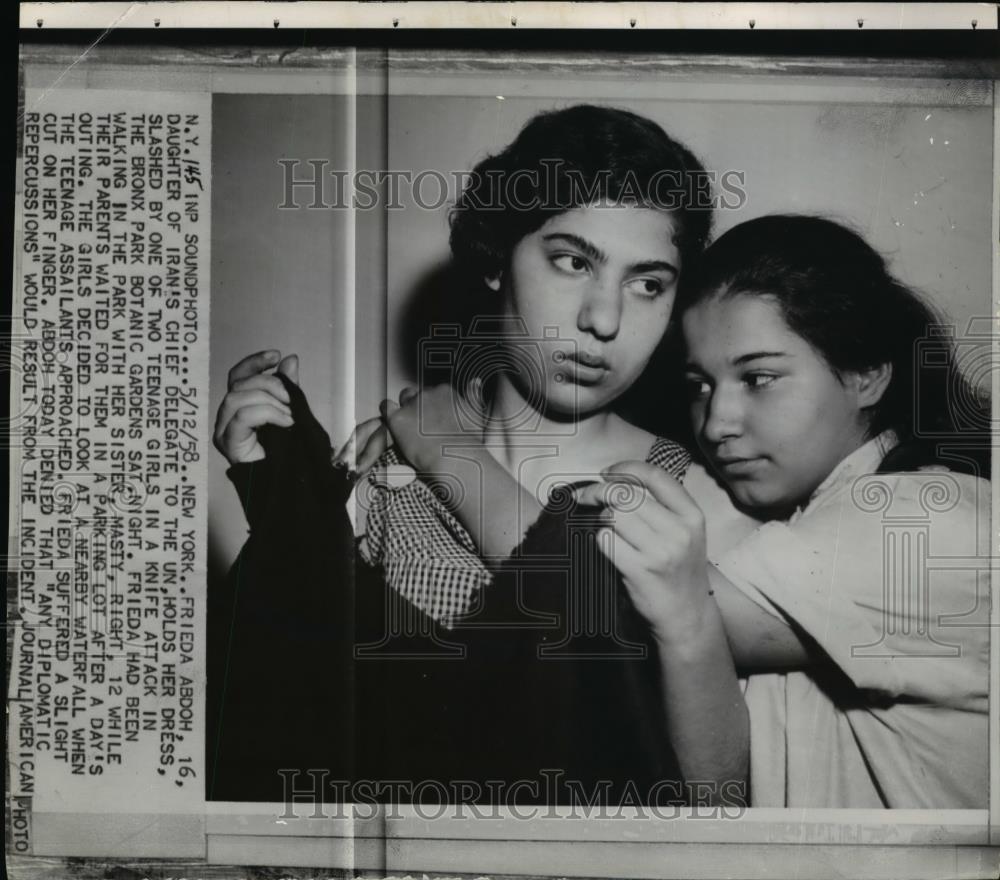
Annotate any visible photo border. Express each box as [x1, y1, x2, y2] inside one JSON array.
[[10, 3, 1000, 877]]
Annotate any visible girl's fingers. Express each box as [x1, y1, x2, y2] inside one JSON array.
[[573, 478, 645, 510], [276, 353, 299, 386], [228, 349, 281, 388], [333, 416, 375, 465], [605, 505, 663, 554], [604, 475, 679, 534], [215, 389, 293, 437], [220, 403, 294, 442], [332, 432, 356, 469], [333, 416, 390, 474], [398, 386, 419, 407], [356, 423, 392, 475], [230, 373, 292, 404], [572, 475, 686, 544], [592, 523, 645, 583], [580, 494, 665, 559], [603, 461, 704, 524], [379, 398, 399, 420]]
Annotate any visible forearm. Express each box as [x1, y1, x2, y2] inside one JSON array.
[[708, 565, 814, 670], [654, 600, 749, 805], [432, 448, 543, 562]]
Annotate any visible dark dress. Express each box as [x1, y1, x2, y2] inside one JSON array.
[[206, 374, 684, 804]]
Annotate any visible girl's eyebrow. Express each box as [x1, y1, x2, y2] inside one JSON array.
[[542, 233, 607, 264], [542, 233, 678, 277], [632, 259, 678, 278], [685, 351, 790, 372], [732, 351, 789, 366]]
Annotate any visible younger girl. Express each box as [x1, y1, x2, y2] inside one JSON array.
[[577, 214, 991, 808]]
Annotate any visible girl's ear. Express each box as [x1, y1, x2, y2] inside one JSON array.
[[856, 362, 893, 408], [484, 273, 502, 292]]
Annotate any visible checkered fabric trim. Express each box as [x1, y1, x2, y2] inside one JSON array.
[[645, 435, 693, 477], [357, 438, 692, 628]]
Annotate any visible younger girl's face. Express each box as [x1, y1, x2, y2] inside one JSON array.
[[495, 203, 680, 418], [682, 292, 874, 514]]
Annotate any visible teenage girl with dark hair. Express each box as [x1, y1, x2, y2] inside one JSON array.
[[573, 214, 990, 807], [209, 105, 753, 804]]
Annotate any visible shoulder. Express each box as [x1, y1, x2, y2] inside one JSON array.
[[646, 436, 692, 479], [813, 468, 988, 527], [358, 446, 478, 547], [791, 468, 990, 564]]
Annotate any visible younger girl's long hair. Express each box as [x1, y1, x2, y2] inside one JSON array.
[[677, 214, 991, 478]]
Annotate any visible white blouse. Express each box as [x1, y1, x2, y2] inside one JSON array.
[[713, 433, 990, 807]]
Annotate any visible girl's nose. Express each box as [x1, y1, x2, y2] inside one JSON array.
[[577, 279, 622, 341], [701, 384, 743, 443]]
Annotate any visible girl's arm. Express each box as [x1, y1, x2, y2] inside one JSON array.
[[574, 462, 749, 799], [650, 589, 749, 803], [708, 565, 815, 670], [682, 464, 815, 671]]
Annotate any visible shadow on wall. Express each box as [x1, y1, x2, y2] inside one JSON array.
[[397, 259, 484, 386]]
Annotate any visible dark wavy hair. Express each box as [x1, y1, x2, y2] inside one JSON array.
[[448, 104, 713, 288], [677, 214, 990, 478]]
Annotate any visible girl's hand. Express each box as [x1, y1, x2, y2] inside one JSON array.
[[331, 386, 418, 477], [213, 350, 298, 465], [573, 461, 712, 645], [333, 381, 486, 478]]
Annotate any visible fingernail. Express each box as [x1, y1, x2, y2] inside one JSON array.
[[332, 457, 348, 470]]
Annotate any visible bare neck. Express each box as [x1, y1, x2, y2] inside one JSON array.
[[482, 376, 654, 482]]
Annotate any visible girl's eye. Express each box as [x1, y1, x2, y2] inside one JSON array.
[[685, 376, 712, 398], [551, 254, 590, 275], [744, 373, 778, 390], [624, 277, 666, 298]]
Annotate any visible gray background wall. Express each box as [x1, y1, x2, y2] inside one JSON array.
[[209, 94, 355, 579]]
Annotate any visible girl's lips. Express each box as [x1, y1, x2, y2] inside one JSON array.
[[561, 359, 608, 385], [714, 456, 767, 476], [555, 351, 610, 385], [559, 349, 610, 368], [570, 352, 609, 370]]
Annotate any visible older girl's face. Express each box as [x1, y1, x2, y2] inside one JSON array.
[[682, 292, 876, 514], [492, 203, 680, 418]]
